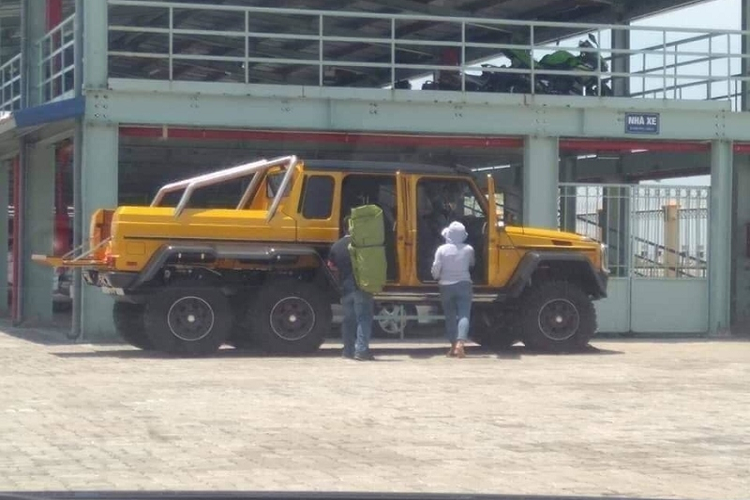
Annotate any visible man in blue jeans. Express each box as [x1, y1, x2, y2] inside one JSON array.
[[327, 217, 375, 361]]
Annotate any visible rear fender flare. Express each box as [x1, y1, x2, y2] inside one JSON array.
[[131, 242, 333, 291]]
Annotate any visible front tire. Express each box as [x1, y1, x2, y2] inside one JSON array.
[[248, 277, 331, 354], [518, 280, 596, 353], [144, 286, 232, 356]]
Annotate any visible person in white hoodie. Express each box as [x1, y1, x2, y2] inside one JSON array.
[[431, 221, 475, 358]]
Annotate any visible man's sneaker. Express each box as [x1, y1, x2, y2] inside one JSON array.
[[354, 351, 375, 361]]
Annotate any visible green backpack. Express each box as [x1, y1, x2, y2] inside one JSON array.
[[347, 205, 387, 294]]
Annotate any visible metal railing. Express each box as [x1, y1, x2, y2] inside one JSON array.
[[627, 30, 743, 106], [106, 0, 750, 105], [0, 54, 22, 112], [559, 183, 709, 279], [37, 13, 77, 104]]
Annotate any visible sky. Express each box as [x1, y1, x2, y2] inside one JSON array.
[[584, 0, 740, 186]]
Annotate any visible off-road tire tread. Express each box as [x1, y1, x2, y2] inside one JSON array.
[[518, 280, 597, 353]]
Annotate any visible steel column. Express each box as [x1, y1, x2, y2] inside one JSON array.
[[79, 123, 118, 340], [21, 141, 55, 325], [72, 0, 84, 338], [21, 0, 46, 108], [523, 136, 559, 229], [709, 140, 733, 334], [83, 0, 108, 89], [611, 22, 630, 97]]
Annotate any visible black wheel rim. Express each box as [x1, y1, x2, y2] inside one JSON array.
[[269, 297, 316, 341], [537, 298, 580, 341], [167, 296, 215, 342]]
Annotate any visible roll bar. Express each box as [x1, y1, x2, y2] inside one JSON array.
[[150, 155, 299, 218]]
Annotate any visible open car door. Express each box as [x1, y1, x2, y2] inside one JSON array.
[[485, 174, 500, 284]]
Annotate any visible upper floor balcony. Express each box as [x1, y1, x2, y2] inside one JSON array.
[[2, 0, 750, 114]]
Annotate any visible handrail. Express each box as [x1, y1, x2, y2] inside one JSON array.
[[36, 13, 76, 104], [0, 54, 22, 112], [106, 0, 750, 104]]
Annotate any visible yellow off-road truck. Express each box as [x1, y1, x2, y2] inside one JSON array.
[[33, 155, 609, 356]]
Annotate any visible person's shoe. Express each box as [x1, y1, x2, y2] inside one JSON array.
[[454, 341, 466, 358], [446, 342, 456, 357], [354, 351, 375, 361], [342, 352, 354, 360]]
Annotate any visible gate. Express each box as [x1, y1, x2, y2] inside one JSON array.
[[559, 183, 709, 334]]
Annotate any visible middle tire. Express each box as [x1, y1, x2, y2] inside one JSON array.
[[143, 285, 232, 356], [248, 277, 331, 354]]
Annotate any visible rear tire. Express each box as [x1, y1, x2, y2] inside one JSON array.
[[518, 280, 596, 353], [249, 277, 331, 355], [113, 301, 152, 350], [144, 285, 232, 356]]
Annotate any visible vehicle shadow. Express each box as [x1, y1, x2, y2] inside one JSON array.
[[50, 342, 622, 360]]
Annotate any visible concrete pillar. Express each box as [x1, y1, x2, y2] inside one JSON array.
[[0, 163, 8, 316], [611, 23, 631, 97], [21, 141, 55, 324], [523, 136, 559, 228], [73, 0, 116, 340], [663, 202, 680, 278], [21, 0, 47, 108], [79, 123, 118, 340], [709, 140, 733, 334]]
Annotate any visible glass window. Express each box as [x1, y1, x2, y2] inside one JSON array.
[[266, 170, 292, 198], [300, 175, 335, 220]]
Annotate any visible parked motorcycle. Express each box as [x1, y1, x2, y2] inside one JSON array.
[[536, 34, 612, 96]]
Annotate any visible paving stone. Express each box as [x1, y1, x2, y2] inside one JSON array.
[[0, 330, 748, 498]]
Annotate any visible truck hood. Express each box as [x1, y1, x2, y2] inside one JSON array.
[[504, 225, 596, 248]]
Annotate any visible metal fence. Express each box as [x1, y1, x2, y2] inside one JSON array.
[[38, 14, 77, 104], [559, 183, 709, 279], [0, 54, 21, 112], [106, 0, 750, 104]]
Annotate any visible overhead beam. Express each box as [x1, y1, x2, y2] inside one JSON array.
[[100, 80, 734, 141]]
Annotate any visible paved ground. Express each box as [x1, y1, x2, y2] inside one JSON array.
[[0, 325, 748, 499]]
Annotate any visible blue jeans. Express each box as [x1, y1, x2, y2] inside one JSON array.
[[341, 289, 374, 356], [439, 281, 473, 343]]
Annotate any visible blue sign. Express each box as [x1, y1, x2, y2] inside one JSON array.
[[625, 112, 660, 134]]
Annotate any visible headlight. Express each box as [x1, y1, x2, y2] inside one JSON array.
[[600, 243, 610, 274]]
